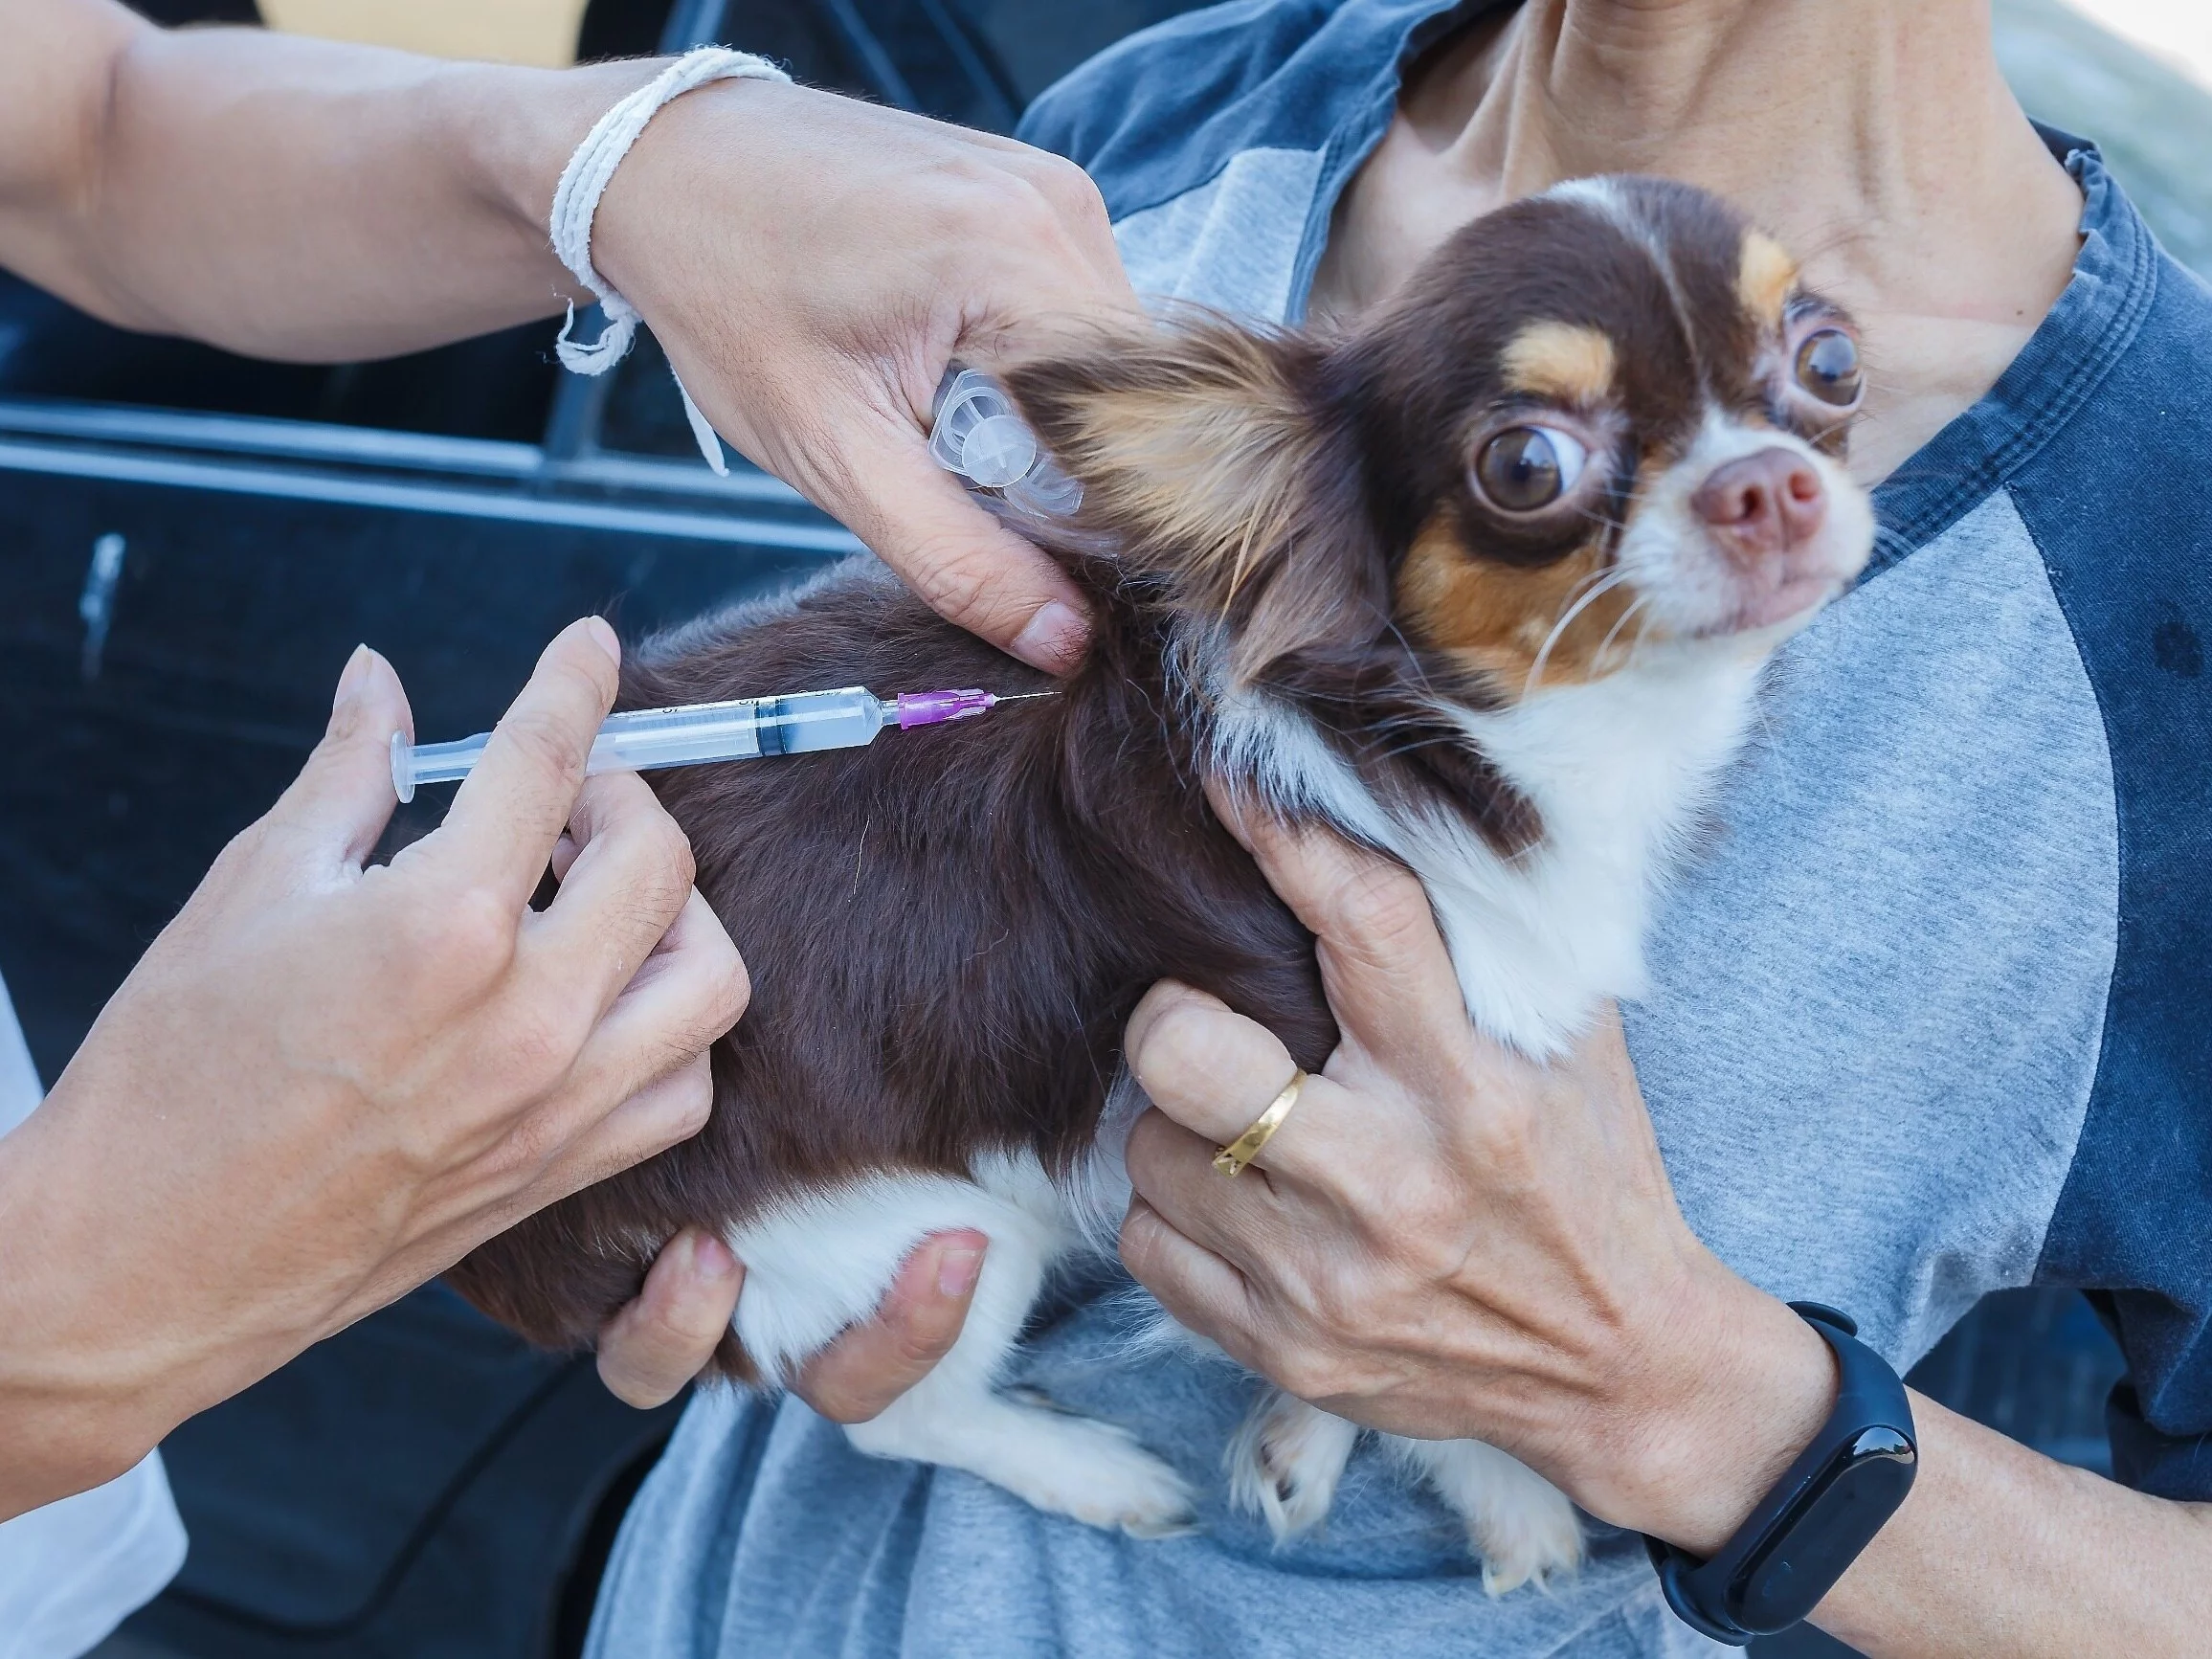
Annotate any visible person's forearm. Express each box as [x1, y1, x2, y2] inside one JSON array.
[[0, 624, 749, 1521], [3, 0, 1127, 670], [0, 0, 663, 360], [1605, 1280, 2212, 1656], [1804, 1394, 2212, 1657], [0, 1130, 130, 1514], [0, 1112, 201, 1515], [1607, 1282, 2212, 1656]]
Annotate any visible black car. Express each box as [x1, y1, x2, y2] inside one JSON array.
[[2, 2, 2183, 1656]]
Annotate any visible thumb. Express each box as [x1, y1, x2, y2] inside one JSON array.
[[1233, 808, 1470, 1064], [828, 415, 1092, 674], [793, 1229, 986, 1423], [266, 644, 414, 867]]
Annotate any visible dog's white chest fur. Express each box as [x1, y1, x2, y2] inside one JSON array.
[[1217, 642, 1769, 1054], [1189, 645, 1776, 1588]]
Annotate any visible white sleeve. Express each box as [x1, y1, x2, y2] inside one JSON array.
[[0, 1454, 189, 1659], [0, 967, 39, 1138], [0, 971, 190, 1658]]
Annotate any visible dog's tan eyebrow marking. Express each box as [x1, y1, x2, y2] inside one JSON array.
[[1736, 232, 1799, 326], [1501, 322, 1618, 405]]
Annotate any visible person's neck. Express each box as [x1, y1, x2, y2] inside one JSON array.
[[1312, 0, 2086, 482]]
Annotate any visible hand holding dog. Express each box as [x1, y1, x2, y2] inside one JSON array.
[[2, 6, 1131, 674], [594, 80, 1135, 673], [1119, 806, 1840, 1557]]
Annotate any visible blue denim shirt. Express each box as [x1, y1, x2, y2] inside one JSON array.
[[586, 7, 2212, 1655]]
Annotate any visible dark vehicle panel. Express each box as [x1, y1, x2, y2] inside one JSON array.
[[0, 401, 849, 1077]]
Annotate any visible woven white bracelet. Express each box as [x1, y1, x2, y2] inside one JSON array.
[[550, 46, 791, 475]]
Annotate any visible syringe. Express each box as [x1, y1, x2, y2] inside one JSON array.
[[391, 685, 1043, 803]]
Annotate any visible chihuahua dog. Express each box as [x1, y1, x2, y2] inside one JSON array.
[[449, 176, 1874, 1591]]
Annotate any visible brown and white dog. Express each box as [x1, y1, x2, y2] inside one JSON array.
[[448, 176, 1875, 1591]]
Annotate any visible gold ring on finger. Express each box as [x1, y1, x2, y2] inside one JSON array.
[[1212, 1069, 1307, 1177]]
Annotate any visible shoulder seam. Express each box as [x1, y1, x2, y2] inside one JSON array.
[[1867, 188, 2163, 578], [2001, 482, 2124, 1286]]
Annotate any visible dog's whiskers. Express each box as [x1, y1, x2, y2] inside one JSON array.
[[1593, 593, 1649, 670], [1524, 567, 1634, 699]]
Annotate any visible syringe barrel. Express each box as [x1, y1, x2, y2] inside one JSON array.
[[391, 687, 889, 802], [591, 688, 886, 769]]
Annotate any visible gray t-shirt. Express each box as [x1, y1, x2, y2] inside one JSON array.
[[585, 5, 2212, 1654]]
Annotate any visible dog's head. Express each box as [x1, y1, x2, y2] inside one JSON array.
[[1005, 175, 1873, 847]]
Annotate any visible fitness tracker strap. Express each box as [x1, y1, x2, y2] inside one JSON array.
[[1644, 1303, 1917, 1646]]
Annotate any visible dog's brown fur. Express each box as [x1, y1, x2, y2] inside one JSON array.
[[450, 559, 1338, 1379]]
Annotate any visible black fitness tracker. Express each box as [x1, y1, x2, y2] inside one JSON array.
[[1644, 1302, 1917, 1646]]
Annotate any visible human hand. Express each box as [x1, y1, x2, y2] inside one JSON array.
[[597, 1226, 986, 1417], [592, 81, 1138, 672], [0, 620, 748, 1515], [1117, 809, 1838, 1555], [6, 24, 1116, 672]]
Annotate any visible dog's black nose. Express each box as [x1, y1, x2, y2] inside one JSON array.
[[1692, 448, 1827, 561]]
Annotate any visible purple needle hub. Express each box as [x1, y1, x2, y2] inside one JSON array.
[[893, 688, 1000, 729]]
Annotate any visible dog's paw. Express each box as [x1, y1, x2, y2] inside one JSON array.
[[1388, 1435, 1584, 1595], [1226, 1393, 1361, 1543], [997, 1412, 1198, 1538], [1469, 1476, 1583, 1596]]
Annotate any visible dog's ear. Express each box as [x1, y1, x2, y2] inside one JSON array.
[[1002, 319, 1316, 589], [1002, 319, 1380, 689], [1004, 323, 1536, 855]]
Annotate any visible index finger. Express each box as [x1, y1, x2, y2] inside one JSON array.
[[430, 617, 621, 908], [820, 410, 1093, 674], [1224, 796, 1472, 1065], [597, 1228, 745, 1408]]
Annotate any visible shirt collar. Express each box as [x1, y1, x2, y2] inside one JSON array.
[[1867, 134, 2157, 572]]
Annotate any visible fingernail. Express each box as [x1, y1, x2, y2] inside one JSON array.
[[936, 1245, 984, 1299], [332, 643, 372, 709], [584, 615, 621, 669], [690, 1232, 738, 1280], [1009, 600, 1089, 675]]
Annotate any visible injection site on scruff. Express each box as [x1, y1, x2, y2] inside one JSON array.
[[389, 370, 1065, 804]]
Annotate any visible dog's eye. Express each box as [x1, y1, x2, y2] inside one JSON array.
[[1473, 426, 1588, 511], [1794, 328, 1863, 407]]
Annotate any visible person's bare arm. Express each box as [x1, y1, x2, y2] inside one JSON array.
[[0, 621, 979, 1507], [0, 0, 594, 356], [1814, 1398, 2212, 1657], [0, 0, 1133, 668], [1119, 812, 2212, 1659]]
